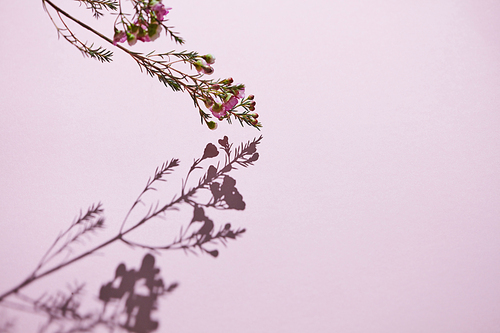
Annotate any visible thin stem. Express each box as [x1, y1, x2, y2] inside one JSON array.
[[44, 0, 115, 46]]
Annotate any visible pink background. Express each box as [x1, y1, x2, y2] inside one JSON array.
[[1, 0, 500, 332]]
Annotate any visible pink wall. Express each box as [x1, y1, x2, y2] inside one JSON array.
[[1, 0, 500, 332]]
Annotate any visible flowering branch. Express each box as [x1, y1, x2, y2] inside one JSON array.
[[41, 0, 261, 129]]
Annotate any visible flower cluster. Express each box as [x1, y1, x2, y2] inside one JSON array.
[[113, 0, 171, 46], [200, 78, 259, 130]]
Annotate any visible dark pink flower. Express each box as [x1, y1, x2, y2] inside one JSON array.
[[113, 30, 127, 45]]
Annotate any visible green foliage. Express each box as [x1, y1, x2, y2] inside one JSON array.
[[81, 43, 113, 62], [76, 0, 118, 19]]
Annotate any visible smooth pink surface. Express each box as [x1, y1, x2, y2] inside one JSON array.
[[1, 1, 500, 332]]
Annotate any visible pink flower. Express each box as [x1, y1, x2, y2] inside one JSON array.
[[210, 103, 226, 119], [235, 87, 245, 99], [223, 95, 238, 112], [113, 30, 127, 45], [137, 35, 151, 42], [152, 4, 171, 21]]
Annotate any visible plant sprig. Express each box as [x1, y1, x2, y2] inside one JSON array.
[[76, 0, 118, 19], [42, 0, 261, 129]]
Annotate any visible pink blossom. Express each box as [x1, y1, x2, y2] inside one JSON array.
[[223, 96, 239, 112], [137, 35, 151, 42], [210, 103, 227, 119], [235, 87, 245, 99], [152, 4, 171, 21], [113, 30, 127, 45]]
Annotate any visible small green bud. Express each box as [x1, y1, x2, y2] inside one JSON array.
[[126, 32, 137, 46], [193, 60, 205, 73], [220, 77, 234, 85], [202, 54, 216, 64], [207, 121, 218, 130]]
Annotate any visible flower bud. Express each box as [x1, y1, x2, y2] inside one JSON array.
[[202, 66, 214, 75], [219, 77, 233, 85], [126, 31, 137, 46], [204, 98, 214, 108], [193, 59, 207, 73], [250, 118, 259, 126], [211, 84, 220, 90], [248, 105, 255, 111], [250, 101, 256, 107], [202, 54, 216, 64], [207, 121, 218, 130], [247, 95, 255, 100]]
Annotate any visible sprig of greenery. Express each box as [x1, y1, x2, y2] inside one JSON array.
[[76, 0, 118, 19], [43, 1, 114, 62]]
